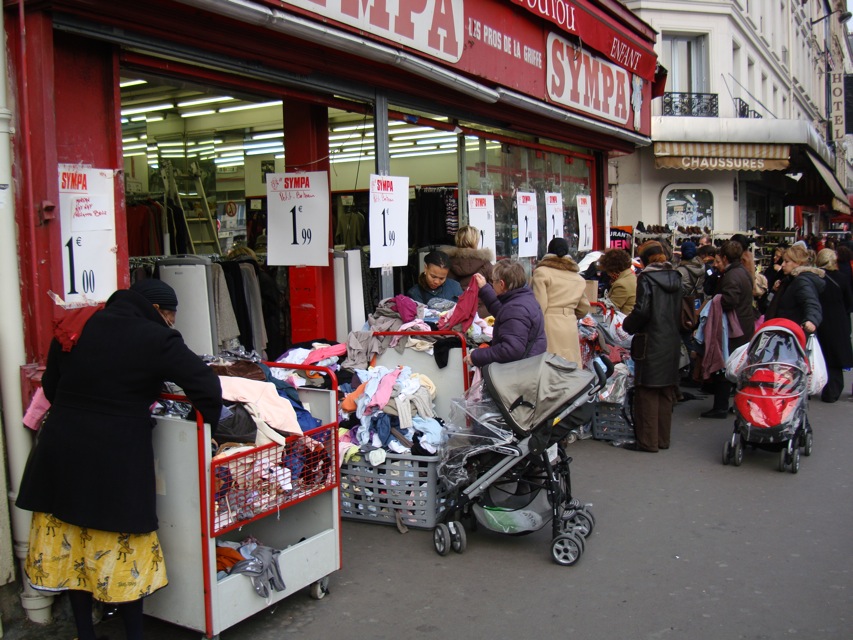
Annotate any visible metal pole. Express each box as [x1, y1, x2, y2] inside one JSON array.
[[373, 92, 394, 300]]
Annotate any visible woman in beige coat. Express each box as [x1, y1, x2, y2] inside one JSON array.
[[599, 248, 636, 313], [531, 238, 591, 367]]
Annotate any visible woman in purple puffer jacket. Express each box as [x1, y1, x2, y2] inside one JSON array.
[[464, 259, 546, 367]]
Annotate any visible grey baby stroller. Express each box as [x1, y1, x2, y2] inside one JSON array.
[[437, 353, 610, 566]]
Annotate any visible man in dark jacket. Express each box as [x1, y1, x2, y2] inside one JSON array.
[[623, 241, 682, 452], [701, 241, 756, 418]]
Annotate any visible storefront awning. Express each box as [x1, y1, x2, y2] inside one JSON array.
[[653, 142, 790, 170], [804, 151, 850, 214]]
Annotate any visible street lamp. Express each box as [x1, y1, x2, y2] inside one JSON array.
[[811, 9, 853, 25]]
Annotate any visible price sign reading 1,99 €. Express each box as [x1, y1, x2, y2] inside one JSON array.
[[266, 171, 330, 266], [516, 191, 538, 258], [58, 165, 117, 307], [369, 174, 409, 268]]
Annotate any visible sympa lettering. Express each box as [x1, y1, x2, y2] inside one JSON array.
[[288, 0, 463, 61], [374, 179, 394, 191], [282, 176, 311, 189], [61, 172, 88, 190], [547, 33, 630, 124]]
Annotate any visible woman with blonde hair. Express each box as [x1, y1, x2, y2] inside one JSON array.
[[531, 237, 590, 366], [765, 243, 825, 335], [446, 225, 493, 317], [814, 248, 853, 402]]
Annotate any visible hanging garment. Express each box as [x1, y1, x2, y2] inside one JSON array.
[[211, 263, 241, 352]]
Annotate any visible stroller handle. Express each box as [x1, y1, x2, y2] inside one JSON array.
[[591, 355, 613, 388]]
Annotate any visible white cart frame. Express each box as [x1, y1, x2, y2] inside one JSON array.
[[145, 364, 341, 639]]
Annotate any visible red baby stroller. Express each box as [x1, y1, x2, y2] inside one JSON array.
[[722, 319, 814, 473]]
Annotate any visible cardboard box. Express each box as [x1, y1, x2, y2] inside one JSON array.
[[585, 279, 598, 303]]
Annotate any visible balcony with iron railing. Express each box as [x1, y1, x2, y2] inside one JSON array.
[[663, 94, 766, 119]]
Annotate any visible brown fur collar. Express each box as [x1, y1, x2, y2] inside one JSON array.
[[791, 265, 825, 278], [445, 246, 494, 262], [537, 254, 579, 272]]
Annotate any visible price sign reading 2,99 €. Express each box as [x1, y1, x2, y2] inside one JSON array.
[[267, 171, 330, 266], [369, 174, 409, 268], [58, 165, 117, 307]]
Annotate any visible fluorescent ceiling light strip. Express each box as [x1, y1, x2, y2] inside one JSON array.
[[177, 96, 233, 107], [216, 161, 246, 168], [130, 116, 147, 122], [119, 79, 147, 88], [417, 136, 458, 145], [274, 154, 284, 159], [157, 141, 185, 147], [391, 148, 456, 159], [330, 155, 375, 164], [245, 147, 284, 156], [389, 141, 416, 148], [121, 102, 174, 116], [122, 143, 148, 151], [120, 118, 129, 124], [122, 136, 138, 143], [123, 152, 147, 157], [332, 151, 375, 159], [385, 126, 435, 135], [392, 130, 457, 141], [217, 151, 245, 158], [216, 144, 246, 152], [252, 131, 284, 140], [219, 100, 282, 113], [329, 133, 363, 141], [331, 122, 374, 132], [242, 141, 285, 151], [181, 109, 216, 118], [145, 116, 164, 123]]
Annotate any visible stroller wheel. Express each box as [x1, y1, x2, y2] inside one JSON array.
[[562, 510, 595, 538], [722, 440, 732, 465], [790, 448, 800, 474], [551, 533, 584, 566], [803, 432, 814, 457], [448, 520, 467, 553], [433, 523, 451, 556], [733, 441, 744, 467], [778, 448, 788, 473]]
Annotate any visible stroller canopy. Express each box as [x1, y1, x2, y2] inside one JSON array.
[[483, 353, 595, 436]]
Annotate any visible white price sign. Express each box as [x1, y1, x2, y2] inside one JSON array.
[[467, 194, 497, 262], [267, 172, 330, 266], [58, 165, 117, 306], [577, 194, 593, 252], [545, 192, 564, 242], [516, 191, 538, 258], [369, 174, 409, 268]]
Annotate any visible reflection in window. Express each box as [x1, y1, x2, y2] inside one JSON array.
[[665, 187, 713, 228]]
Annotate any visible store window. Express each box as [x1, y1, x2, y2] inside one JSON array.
[[664, 186, 714, 228]]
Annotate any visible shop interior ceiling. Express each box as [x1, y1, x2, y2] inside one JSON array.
[[120, 74, 510, 176]]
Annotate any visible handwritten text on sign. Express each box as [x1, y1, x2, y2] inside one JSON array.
[[576, 194, 593, 252], [267, 172, 330, 266], [369, 174, 410, 268], [516, 191, 538, 258], [58, 165, 117, 306], [467, 194, 497, 262]]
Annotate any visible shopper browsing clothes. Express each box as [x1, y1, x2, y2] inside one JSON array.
[[531, 237, 591, 367], [598, 248, 636, 314], [16, 279, 222, 640], [406, 249, 464, 304], [622, 241, 682, 452], [464, 260, 546, 367], [700, 240, 755, 419], [446, 225, 494, 318]]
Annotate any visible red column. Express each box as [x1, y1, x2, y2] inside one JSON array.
[[283, 100, 337, 343]]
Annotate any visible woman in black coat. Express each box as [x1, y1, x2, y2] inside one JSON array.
[[815, 249, 853, 402], [16, 279, 222, 640], [622, 241, 682, 452], [765, 244, 825, 334]]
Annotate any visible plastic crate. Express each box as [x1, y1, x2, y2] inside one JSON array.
[[592, 401, 635, 441], [340, 452, 448, 529]]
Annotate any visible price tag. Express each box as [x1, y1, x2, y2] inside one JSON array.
[[266, 171, 330, 266], [577, 194, 593, 252], [516, 191, 538, 258], [58, 165, 117, 306], [369, 174, 409, 268], [467, 194, 497, 262], [545, 192, 564, 242]]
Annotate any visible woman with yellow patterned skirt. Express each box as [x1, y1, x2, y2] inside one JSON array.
[[17, 279, 221, 640]]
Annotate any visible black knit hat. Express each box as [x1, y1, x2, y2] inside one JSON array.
[[130, 279, 178, 311], [547, 237, 570, 257]]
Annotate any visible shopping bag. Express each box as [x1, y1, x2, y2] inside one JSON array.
[[599, 296, 633, 348], [806, 335, 827, 395], [724, 343, 750, 383]]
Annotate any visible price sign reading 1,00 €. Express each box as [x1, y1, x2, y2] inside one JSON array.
[[267, 171, 330, 266], [58, 165, 117, 306], [369, 174, 409, 268]]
